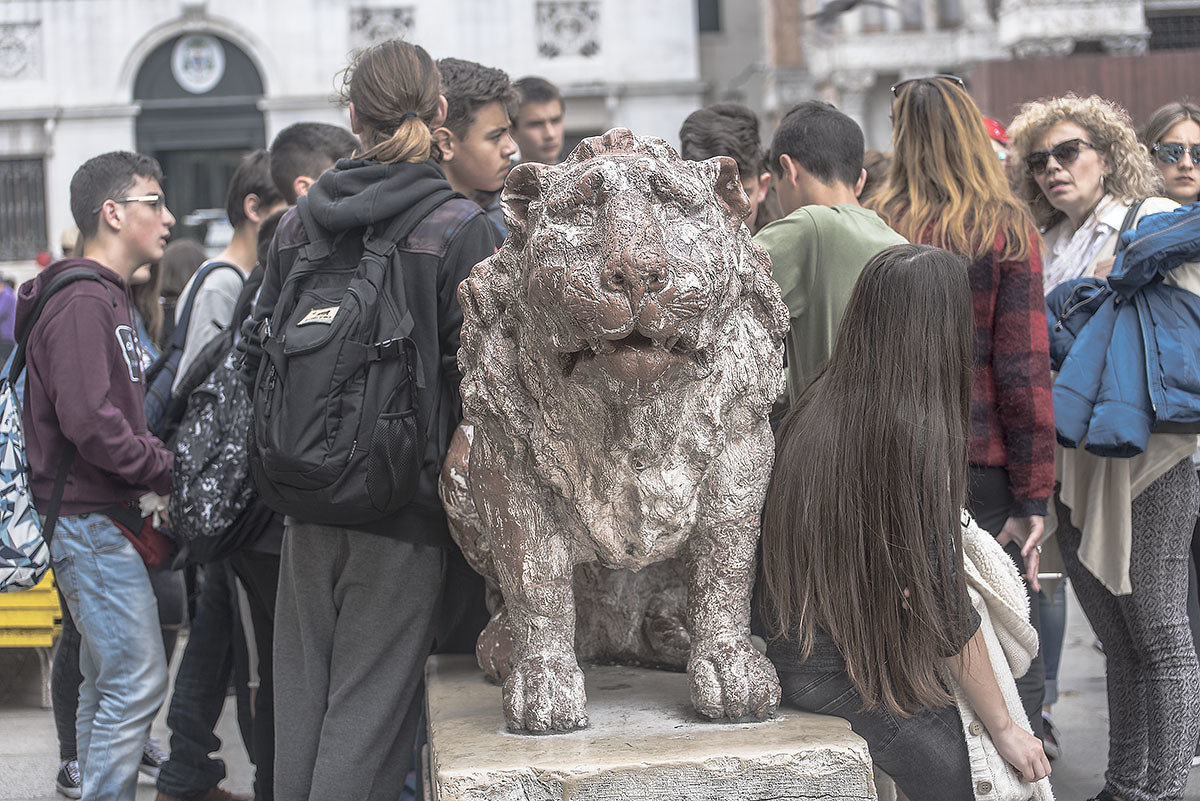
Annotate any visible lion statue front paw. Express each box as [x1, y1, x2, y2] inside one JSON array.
[[688, 637, 780, 721], [502, 653, 589, 733]]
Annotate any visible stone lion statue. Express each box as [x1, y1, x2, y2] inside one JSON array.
[[439, 128, 788, 733]]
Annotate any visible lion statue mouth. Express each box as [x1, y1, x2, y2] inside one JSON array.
[[561, 329, 705, 384]]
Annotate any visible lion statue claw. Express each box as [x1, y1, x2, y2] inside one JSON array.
[[440, 128, 788, 732]]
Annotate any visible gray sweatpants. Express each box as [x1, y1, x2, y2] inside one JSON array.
[[273, 523, 445, 801], [1057, 458, 1200, 801]]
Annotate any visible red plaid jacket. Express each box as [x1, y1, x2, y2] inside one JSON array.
[[963, 231, 1056, 517]]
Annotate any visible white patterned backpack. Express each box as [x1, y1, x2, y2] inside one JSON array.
[[0, 268, 104, 592]]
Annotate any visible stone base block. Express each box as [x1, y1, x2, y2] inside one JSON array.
[[425, 654, 877, 801]]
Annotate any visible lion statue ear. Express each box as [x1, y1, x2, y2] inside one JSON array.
[[502, 162, 545, 244], [708, 156, 752, 225]]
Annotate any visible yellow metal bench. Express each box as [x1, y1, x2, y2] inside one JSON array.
[[0, 570, 63, 707]]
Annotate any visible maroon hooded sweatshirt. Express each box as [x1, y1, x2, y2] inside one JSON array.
[[16, 258, 172, 514]]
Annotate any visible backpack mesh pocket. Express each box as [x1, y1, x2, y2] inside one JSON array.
[[366, 408, 422, 512]]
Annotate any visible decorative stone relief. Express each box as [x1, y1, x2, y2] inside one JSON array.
[[0, 23, 40, 80], [350, 6, 416, 48], [439, 128, 788, 733], [536, 1, 600, 58], [1012, 36, 1076, 58], [831, 68, 877, 95], [1103, 35, 1148, 54]]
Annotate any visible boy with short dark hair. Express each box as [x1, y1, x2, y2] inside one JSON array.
[[435, 58, 517, 240], [19, 151, 176, 801], [754, 100, 906, 403], [268, 122, 359, 204], [679, 103, 772, 230], [512, 76, 565, 165]]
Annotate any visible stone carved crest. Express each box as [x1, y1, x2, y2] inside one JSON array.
[[536, 0, 601, 58], [0, 23, 40, 80], [350, 6, 416, 48], [440, 128, 786, 732]]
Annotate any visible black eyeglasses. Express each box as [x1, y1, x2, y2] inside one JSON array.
[[1024, 139, 1095, 175], [92, 194, 167, 215], [890, 74, 966, 97], [1152, 142, 1200, 166]]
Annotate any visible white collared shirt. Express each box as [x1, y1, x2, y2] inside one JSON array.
[[1042, 194, 1129, 294]]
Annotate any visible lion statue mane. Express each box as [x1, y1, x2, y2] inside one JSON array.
[[440, 128, 788, 733]]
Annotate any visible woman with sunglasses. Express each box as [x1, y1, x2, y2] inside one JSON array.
[[1142, 100, 1200, 780], [1143, 102, 1200, 206], [869, 75, 1056, 736], [1009, 94, 1200, 801]]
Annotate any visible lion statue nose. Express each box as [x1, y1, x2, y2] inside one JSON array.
[[602, 236, 670, 297]]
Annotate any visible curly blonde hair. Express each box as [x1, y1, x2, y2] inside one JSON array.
[[1008, 94, 1163, 230]]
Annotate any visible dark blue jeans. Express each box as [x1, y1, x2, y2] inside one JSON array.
[[769, 641, 973, 801], [156, 561, 243, 797]]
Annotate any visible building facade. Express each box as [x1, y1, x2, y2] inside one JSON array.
[[702, 0, 1199, 150], [0, 0, 708, 272]]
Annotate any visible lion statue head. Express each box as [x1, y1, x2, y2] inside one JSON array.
[[457, 128, 787, 567]]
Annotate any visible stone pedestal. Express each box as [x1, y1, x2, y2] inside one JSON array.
[[424, 654, 878, 801]]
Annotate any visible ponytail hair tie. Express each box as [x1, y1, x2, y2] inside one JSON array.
[[397, 112, 420, 125]]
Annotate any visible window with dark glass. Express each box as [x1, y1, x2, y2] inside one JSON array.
[[1148, 12, 1200, 50], [698, 0, 721, 32], [0, 158, 46, 261]]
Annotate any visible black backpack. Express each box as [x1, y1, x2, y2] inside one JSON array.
[[169, 271, 274, 563], [144, 260, 242, 439], [250, 189, 454, 526]]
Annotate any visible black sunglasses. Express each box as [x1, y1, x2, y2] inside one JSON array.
[[1024, 139, 1096, 175], [1152, 142, 1200, 166], [890, 74, 966, 97]]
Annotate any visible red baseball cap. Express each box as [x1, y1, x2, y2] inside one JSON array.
[[983, 117, 1008, 145]]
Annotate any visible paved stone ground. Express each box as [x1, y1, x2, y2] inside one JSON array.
[[0, 638, 252, 801], [0, 586, 1197, 801]]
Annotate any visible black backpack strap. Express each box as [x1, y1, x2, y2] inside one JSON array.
[[10, 268, 109, 384], [295, 195, 335, 263], [360, 189, 459, 344], [147, 260, 243, 383], [40, 443, 76, 546], [363, 188, 460, 259], [1115, 199, 1147, 255]]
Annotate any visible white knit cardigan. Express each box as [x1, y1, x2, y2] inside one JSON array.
[[940, 516, 1056, 801]]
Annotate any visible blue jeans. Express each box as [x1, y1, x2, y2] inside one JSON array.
[[50, 512, 169, 801]]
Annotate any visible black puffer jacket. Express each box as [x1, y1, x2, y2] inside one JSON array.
[[240, 158, 496, 544]]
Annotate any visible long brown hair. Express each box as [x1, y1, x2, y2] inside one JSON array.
[[340, 40, 442, 165], [130, 260, 164, 350], [760, 244, 977, 716], [869, 78, 1036, 261]]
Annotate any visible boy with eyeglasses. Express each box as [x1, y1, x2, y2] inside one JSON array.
[[18, 151, 176, 801]]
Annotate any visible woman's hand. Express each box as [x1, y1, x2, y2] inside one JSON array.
[[991, 718, 1052, 782], [944, 628, 1051, 783], [998, 516, 1046, 590]]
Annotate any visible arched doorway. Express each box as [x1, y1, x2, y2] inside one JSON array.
[[134, 33, 266, 240]]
